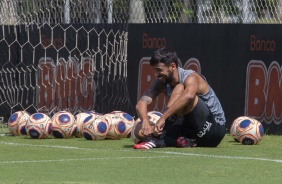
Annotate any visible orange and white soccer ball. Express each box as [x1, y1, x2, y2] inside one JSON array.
[[51, 111, 77, 138], [235, 116, 264, 145], [104, 111, 135, 139], [74, 112, 92, 138], [83, 115, 109, 140], [87, 111, 103, 116], [147, 111, 163, 122], [8, 111, 30, 136], [230, 116, 252, 142], [131, 111, 163, 144], [26, 113, 52, 139]]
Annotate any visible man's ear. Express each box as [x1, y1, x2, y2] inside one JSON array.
[[171, 62, 177, 69]]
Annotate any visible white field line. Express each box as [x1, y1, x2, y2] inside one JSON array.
[[1, 141, 282, 164], [156, 151, 282, 163], [0, 156, 183, 164]]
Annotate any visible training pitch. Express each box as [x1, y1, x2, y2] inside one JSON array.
[[0, 134, 282, 184]]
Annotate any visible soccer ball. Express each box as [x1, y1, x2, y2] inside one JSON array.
[[131, 118, 143, 144], [79, 111, 101, 138], [147, 111, 163, 122], [254, 120, 264, 141], [236, 117, 264, 145], [26, 113, 52, 139], [74, 112, 92, 138], [114, 111, 135, 138], [87, 111, 103, 116], [104, 111, 135, 139], [8, 111, 30, 136], [83, 115, 109, 140], [230, 116, 252, 142], [51, 111, 77, 138], [131, 111, 163, 144]]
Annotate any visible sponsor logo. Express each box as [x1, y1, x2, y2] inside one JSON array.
[[250, 35, 275, 52], [183, 58, 201, 74], [37, 57, 96, 113], [197, 121, 212, 137], [142, 33, 166, 49], [245, 60, 282, 125]]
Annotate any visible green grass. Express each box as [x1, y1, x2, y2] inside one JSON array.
[[0, 134, 282, 184]]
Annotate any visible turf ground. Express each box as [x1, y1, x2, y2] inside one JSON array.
[[0, 133, 282, 184]]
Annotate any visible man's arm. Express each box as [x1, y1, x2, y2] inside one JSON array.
[[136, 79, 163, 136], [155, 73, 199, 132], [136, 96, 152, 121], [163, 73, 199, 119]]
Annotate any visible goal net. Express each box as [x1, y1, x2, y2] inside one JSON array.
[[0, 0, 132, 125]]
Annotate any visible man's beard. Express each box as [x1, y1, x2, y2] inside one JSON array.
[[158, 73, 173, 84]]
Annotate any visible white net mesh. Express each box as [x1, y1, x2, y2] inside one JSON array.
[[1, 0, 281, 25], [128, 0, 282, 23]]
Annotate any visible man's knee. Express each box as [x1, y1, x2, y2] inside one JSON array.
[[172, 84, 184, 94], [167, 84, 185, 112]]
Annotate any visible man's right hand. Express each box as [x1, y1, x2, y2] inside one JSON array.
[[141, 118, 153, 136]]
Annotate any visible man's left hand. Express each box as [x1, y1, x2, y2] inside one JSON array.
[[153, 117, 166, 136]]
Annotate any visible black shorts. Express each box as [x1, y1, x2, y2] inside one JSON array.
[[163, 97, 226, 147]]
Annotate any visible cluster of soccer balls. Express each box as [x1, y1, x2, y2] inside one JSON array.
[[230, 116, 264, 145], [10, 111, 264, 146], [8, 110, 135, 140]]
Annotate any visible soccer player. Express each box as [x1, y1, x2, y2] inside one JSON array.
[[134, 47, 226, 149]]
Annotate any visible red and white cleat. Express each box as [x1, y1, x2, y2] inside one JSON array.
[[176, 137, 197, 147], [134, 141, 156, 149]]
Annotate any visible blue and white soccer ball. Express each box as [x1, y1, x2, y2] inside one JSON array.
[[104, 111, 135, 139], [236, 117, 264, 145], [147, 111, 163, 122], [8, 111, 30, 136], [87, 111, 103, 116], [230, 116, 251, 142], [74, 112, 92, 138], [51, 111, 77, 138], [26, 113, 52, 139], [83, 115, 109, 140]]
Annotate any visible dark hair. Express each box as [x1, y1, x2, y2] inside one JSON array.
[[150, 47, 178, 67]]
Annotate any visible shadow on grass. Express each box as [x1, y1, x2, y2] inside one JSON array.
[[228, 140, 242, 145], [123, 144, 134, 148]]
